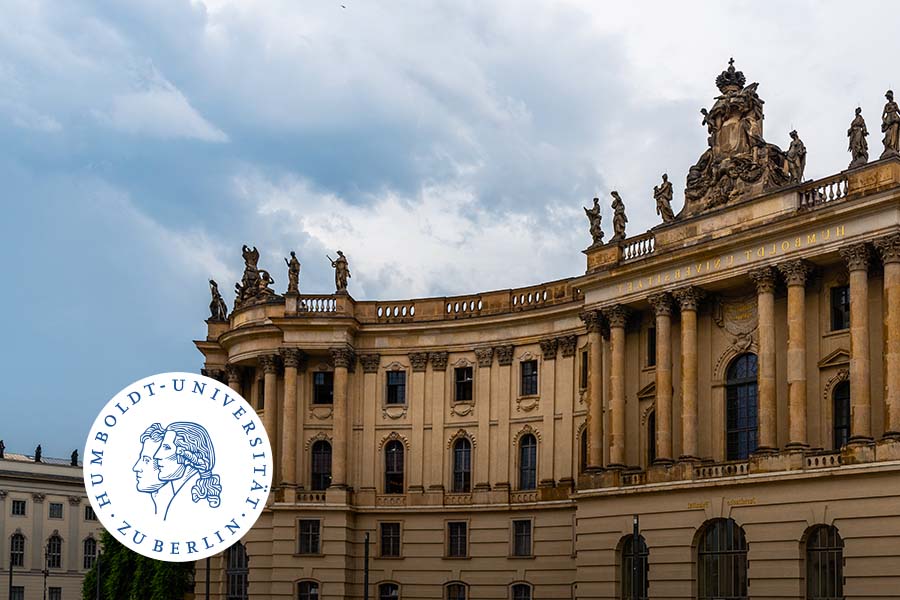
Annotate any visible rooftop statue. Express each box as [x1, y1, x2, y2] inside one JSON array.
[[786, 130, 807, 183], [285, 251, 301, 294], [584, 197, 604, 245], [208, 279, 228, 321], [610, 191, 627, 242], [881, 90, 900, 159], [234, 244, 261, 307], [654, 173, 676, 223], [684, 59, 790, 216], [848, 107, 869, 168], [329, 250, 351, 293], [257, 269, 275, 297]]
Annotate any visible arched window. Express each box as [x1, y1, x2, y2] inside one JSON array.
[[579, 429, 588, 473], [697, 518, 748, 600], [519, 434, 537, 490], [446, 582, 468, 600], [378, 582, 400, 600], [225, 541, 249, 600], [297, 581, 319, 600], [726, 354, 758, 460], [10, 533, 25, 567], [647, 410, 657, 466], [384, 440, 405, 494], [83, 537, 97, 570], [511, 583, 532, 600], [621, 535, 649, 600], [832, 381, 851, 450], [452, 437, 472, 492], [311, 440, 332, 491], [47, 534, 62, 568], [806, 525, 844, 600]]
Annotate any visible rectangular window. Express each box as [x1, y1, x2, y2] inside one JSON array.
[[386, 371, 407, 405], [256, 376, 265, 410], [512, 520, 532, 557], [49, 502, 63, 519], [84, 505, 97, 521], [380, 522, 401, 557], [298, 520, 321, 555], [11, 499, 26, 516], [11, 587, 24, 600], [580, 350, 589, 389], [313, 372, 334, 405], [49, 588, 62, 600], [831, 285, 851, 331], [647, 327, 657, 367], [520, 360, 538, 396], [447, 522, 468, 558], [454, 367, 473, 402]]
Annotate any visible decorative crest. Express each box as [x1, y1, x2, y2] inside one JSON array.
[[715, 57, 746, 92]]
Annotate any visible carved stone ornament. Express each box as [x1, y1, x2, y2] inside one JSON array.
[[584, 197, 604, 246], [304, 431, 332, 451], [474, 347, 494, 368], [672, 286, 706, 312], [408, 352, 429, 372], [68, 496, 81, 506], [749, 266, 778, 294], [602, 305, 630, 328], [0, 490, 6, 499], [330, 347, 356, 369], [450, 402, 474, 417], [558, 335, 577, 358], [840, 243, 871, 272], [647, 292, 674, 317], [225, 364, 242, 384], [495, 345, 514, 366], [881, 89, 900, 159], [201, 368, 225, 382], [712, 293, 758, 338], [579, 310, 602, 332], [540, 338, 558, 361], [848, 107, 869, 169], [778, 259, 813, 286], [280, 348, 306, 371], [823, 369, 850, 403], [208, 279, 228, 321], [259, 353, 280, 374], [233, 244, 283, 310], [512, 423, 542, 445], [653, 173, 676, 223], [358, 353, 381, 374], [517, 396, 540, 412], [446, 429, 476, 449], [429, 351, 449, 371], [309, 405, 333, 420], [32, 493, 45, 503], [610, 191, 628, 242], [378, 431, 410, 451], [382, 405, 408, 420], [874, 234, 900, 264]]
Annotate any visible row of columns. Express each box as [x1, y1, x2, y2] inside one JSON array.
[[582, 232, 900, 468]]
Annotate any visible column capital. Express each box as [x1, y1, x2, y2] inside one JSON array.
[[579, 309, 604, 332], [647, 292, 674, 316], [778, 259, 814, 286], [495, 345, 514, 366], [225, 364, 242, 384], [539, 338, 558, 361], [749, 266, 778, 294], [602, 305, 631, 328], [408, 352, 429, 372], [32, 493, 45, 503], [68, 496, 82, 506], [672, 286, 706, 312], [259, 353, 280, 374], [840, 243, 871, 272], [874, 233, 900, 264], [358, 353, 381, 373], [474, 347, 494, 368], [557, 335, 577, 358], [429, 351, 449, 371], [279, 348, 306, 371], [201, 368, 225, 383], [330, 347, 356, 369]]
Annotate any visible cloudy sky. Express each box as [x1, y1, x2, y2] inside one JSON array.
[[2, 0, 898, 456]]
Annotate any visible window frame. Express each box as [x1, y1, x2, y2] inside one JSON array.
[[378, 582, 401, 600], [580, 349, 589, 389], [384, 440, 405, 494], [454, 366, 474, 403], [10, 586, 24, 600], [49, 502, 63, 519], [510, 518, 534, 558], [297, 580, 320, 600], [310, 440, 333, 491], [445, 582, 468, 600], [646, 326, 657, 367], [725, 354, 759, 461], [378, 521, 402, 559], [832, 380, 851, 450], [11, 499, 26, 517], [451, 437, 472, 493], [10, 533, 25, 567], [84, 505, 97, 521], [225, 541, 249, 600], [83, 537, 98, 570], [445, 520, 469, 559], [385, 370, 407, 405], [297, 519, 322, 556], [805, 524, 844, 600], [518, 433, 538, 491], [312, 371, 335, 405], [48, 588, 62, 600], [510, 582, 533, 600], [47, 534, 62, 569], [520, 360, 539, 397], [697, 518, 749, 600], [620, 534, 650, 600], [830, 284, 851, 332]]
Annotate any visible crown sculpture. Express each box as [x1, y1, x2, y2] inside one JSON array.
[[684, 59, 791, 216]]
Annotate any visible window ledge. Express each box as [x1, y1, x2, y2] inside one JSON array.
[[294, 553, 324, 558], [823, 328, 850, 338], [508, 554, 535, 560]]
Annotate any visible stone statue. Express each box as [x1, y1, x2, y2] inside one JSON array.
[[257, 270, 275, 297], [208, 279, 228, 321], [583, 197, 604, 245], [683, 59, 790, 216], [881, 90, 900, 159], [71, 450, 78, 466], [34, 445, 42, 463], [610, 191, 627, 242], [848, 107, 869, 168], [653, 173, 676, 223], [329, 251, 351, 293], [284, 251, 301, 294], [786, 130, 807, 183], [0, 439, 5, 459], [234, 244, 261, 307]]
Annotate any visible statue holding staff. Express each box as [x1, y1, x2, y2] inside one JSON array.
[[654, 173, 676, 223], [328, 250, 351, 293], [583, 197, 604, 245], [848, 107, 869, 168], [285, 251, 301, 294]]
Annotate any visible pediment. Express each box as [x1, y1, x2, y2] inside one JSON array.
[[637, 381, 656, 400], [818, 348, 850, 369]]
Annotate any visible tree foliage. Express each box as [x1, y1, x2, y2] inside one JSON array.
[[82, 530, 194, 600]]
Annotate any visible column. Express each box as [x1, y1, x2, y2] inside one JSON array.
[[259, 353, 280, 479], [875, 234, 900, 438], [580, 311, 604, 470], [408, 352, 429, 492], [648, 293, 674, 464], [749, 267, 778, 452], [31, 492, 44, 568], [602, 305, 629, 468], [495, 345, 514, 488], [673, 286, 704, 460], [840, 244, 872, 443], [330, 347, 354, 488], [779, 259, 812, 448], [556, 335, 577, 484], [280, 349, 305, 485], [474, 347, 494, 490], [428, 352, 448, 490], [539, 338, 558, 486], [226, 364, 242, 393]]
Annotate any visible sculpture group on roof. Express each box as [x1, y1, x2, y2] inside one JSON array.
[[583, 59, 900, 247]]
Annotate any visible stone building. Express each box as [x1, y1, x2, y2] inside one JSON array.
[[0, 449, 104, 600], [195, 64, 900, 599]]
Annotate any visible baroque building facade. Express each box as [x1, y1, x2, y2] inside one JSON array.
[[195, 65, 900, 599]]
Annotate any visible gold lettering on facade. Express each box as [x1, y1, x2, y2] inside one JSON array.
[[807, 233, 816, 244], [781, 241, 790, 251], [726, 497, 757, 506], [687, 501, 710, 510]]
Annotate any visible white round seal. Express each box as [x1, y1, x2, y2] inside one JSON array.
[[83, 372, 272, 562]]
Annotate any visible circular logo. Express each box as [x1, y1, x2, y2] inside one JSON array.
[[83, 372, 272, 562]]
